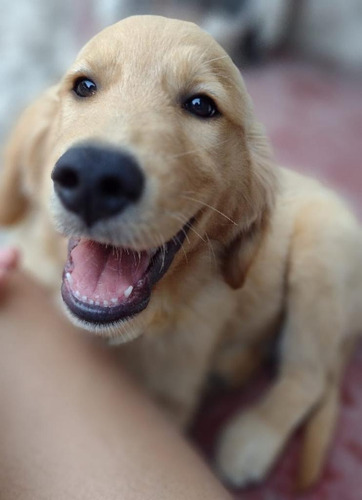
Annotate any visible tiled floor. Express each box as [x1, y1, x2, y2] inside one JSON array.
[[193, 59, 362, 500]]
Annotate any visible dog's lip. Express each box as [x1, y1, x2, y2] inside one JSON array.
[[60, 219, 194, 327], [62, 276, 151, 326]]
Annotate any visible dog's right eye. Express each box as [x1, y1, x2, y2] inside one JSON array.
[[183, 95, 220, 119], [73, 78, 97, 98]]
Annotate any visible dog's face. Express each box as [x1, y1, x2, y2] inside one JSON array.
[[0, 16, 275, 341]]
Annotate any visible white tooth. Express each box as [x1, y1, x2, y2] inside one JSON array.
[[75, 290, 80, 298], [111, 298, 118, 304], [103, 300, 109, 306], [124, 286, 133, 298], [82, 295, 87, 302], [89, 299, 94, 305], [95, 301, 100, 306], [66, 272, 72, 284]]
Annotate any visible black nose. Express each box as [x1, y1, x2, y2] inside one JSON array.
[[51, 145, 144, 227]]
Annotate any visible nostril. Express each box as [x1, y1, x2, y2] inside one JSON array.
[[54, 167, 79, 189], [99, 176, 122, 198]]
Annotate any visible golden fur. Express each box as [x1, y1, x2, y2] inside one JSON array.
[[1, 16, 362, 489]]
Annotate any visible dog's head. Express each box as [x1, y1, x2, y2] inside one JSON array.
[[0, 16, 276, 340]]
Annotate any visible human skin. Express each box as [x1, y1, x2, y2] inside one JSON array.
[[0, 249, 231, 500]]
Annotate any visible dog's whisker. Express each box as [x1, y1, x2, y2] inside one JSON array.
[[166, 212, 207, 245], [204, 231, 217, 270], [160, 243, 166, 273], [147, 225, 167, 253], [180, 194, 238, 226], [165, 215, 191, 264], [166, 213, 191, 245], [132, 223, 168, 256], [173, 235, 189, 264], [183, 222, 207, 245], [169, 206, 216, 266]]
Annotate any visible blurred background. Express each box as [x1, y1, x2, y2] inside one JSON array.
[[1, 1, 362, 498]]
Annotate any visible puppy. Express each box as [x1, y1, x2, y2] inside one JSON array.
[[1, 16, 361, 489]]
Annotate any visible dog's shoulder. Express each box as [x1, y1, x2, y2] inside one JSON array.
[[277, 167, 356, 217]]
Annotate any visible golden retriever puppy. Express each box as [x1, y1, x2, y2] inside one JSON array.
[[1, 15, 361, 489]]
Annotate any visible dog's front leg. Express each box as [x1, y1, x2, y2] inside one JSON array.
[[216, 215, 350, 487], [216, 363, 325, 487]]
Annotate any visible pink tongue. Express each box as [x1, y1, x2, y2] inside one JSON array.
[[69, 240, 150, 303]]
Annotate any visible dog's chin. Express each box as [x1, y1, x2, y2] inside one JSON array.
[[60, 220, 192, 337], [61, 301, 146, 343]]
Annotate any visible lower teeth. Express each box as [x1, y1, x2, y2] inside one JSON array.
[[68, 282, 134, 307]]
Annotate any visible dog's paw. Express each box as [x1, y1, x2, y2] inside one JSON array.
[[216, 411, 283, 487]]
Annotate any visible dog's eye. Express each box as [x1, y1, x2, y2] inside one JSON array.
[[73, 77, 97, 98], [183, 95, 219, 118]]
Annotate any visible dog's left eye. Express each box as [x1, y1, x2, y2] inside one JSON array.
[[183, 95, 220, 118], [73, 77, 97, 98]]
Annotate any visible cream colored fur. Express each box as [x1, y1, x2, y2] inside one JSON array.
[[1, 16, 361, 489]]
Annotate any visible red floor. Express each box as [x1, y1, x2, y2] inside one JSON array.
[[246, 60, 362, 218], [192, 59, 362, 499]]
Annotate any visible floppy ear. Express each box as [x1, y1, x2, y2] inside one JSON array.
[[0, 86, 59, 225], [222, 119, 277, 289]]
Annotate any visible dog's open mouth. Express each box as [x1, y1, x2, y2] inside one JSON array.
[[61, 222, 191, 326]]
